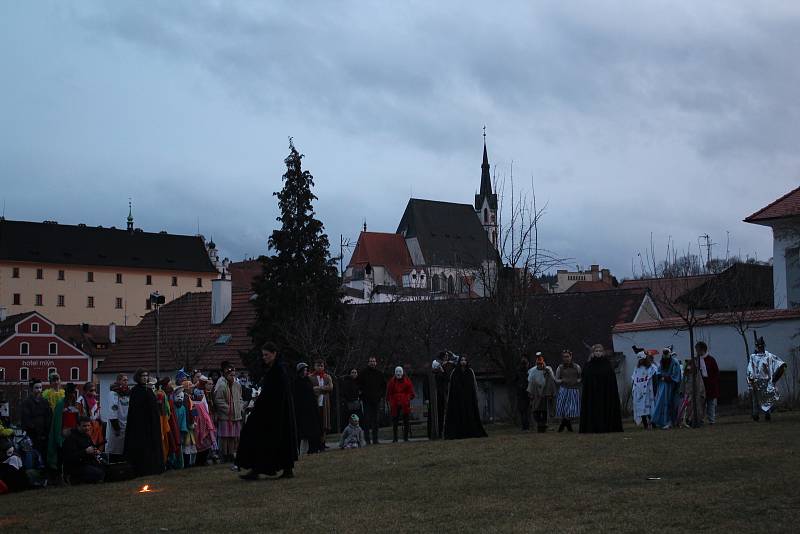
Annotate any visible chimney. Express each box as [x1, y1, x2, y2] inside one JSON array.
[[109, 322, 117, 344], [212, 277, 232, 324]]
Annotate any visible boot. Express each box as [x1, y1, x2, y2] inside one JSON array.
[[565, 419, 574, 432], [558, 419, 566, 432]]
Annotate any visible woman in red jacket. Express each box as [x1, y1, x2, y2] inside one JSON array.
[[386, 367, 415, 442]]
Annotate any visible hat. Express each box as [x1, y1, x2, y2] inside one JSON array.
[[297, 362, 309, 372], [432, 360, 442, 370], [350, 414, 360, 422], [196, 374, 209, 384], [175, 368, 190, 383]]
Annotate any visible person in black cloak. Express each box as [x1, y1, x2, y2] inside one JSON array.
[[579, 344, 623, 433], [238, 342, 298, 480], [444, 356, 487, 439], [292, 362, 323, 455], [123, 368, 164, 476]]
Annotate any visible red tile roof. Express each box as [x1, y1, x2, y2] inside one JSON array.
[[619, 275, 715, 317], [229, 259, 261, 290], [744, 185, 800, 224], [348, 231, 413, 284], [565, 280, 616, 293], [94, 289, 256, 375], [613, 307, 800, 334]]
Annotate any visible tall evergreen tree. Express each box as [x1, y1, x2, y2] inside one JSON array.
[[247, 139, 342, 374]]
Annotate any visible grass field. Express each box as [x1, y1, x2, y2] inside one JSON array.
[[2, 413, 799, 533]]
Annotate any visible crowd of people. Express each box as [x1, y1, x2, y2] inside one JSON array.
[[0, 336, 789, 492]]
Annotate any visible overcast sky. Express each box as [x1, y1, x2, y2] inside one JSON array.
[[2, 1, 798, 278]]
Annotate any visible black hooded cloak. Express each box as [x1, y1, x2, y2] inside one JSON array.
[[579, 356, 623, 433], [123, 384, 164, 476], [237, 359, 298, 474], [292, 372, 323, 453], [444, 365, 487, 439]]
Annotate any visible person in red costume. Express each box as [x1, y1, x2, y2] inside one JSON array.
[[386, 366, 415, 442]]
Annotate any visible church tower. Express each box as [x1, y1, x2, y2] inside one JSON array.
[[474, 131, 498, 248]]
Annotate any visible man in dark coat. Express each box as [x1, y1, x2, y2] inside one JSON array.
[[20, 379, 52, 465], [238, 342, 298, 480], [579, 344, 623, 433], [62, 417, 105, 484], [444, 356, 487, 439], [292, 363, 323, 454], [123, 369, 164, 476], [358, 357, 387, 445]]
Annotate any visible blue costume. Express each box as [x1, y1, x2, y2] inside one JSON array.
[[652, 355, 682, 428]]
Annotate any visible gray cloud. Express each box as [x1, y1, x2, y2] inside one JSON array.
[[1, 1, 798, 278]]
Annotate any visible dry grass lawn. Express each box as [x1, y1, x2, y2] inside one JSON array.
[[2, 413, 799, 533]]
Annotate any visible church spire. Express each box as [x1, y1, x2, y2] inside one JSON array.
[[480, 133, 491, 197], [127, 198, 134, 232]]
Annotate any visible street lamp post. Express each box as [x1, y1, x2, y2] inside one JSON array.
[[150, 292, 166, 378]]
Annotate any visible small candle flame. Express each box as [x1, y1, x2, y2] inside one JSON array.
[[139, 484, 152, 493]]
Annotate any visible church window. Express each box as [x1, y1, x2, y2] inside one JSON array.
[[432, 274, 440, 292], [483, 208, 488, 223], [447, 275, 455, 294]]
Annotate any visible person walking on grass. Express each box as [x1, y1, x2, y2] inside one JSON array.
[[652, 348, 682, 430], [527, 355, 557, 433], [292, 362, 323, 456], [554, 350, 581, 432], [238, 342, 297, 480], [358, 357, 387, 445], [444, 356, 487, 440], [310, 359, 334, 448], [21, 379, 52, 467], [340, 368, 363, 430], [516, 357, 531, 431], [214, 365, 244, 463], [124, 369, 164, 477], [386, 366, 415, 442], [579, 344, 623, 433], [695, 341, 720, 426], [631, 347, 658, 429], [748, 334, 786, 422]]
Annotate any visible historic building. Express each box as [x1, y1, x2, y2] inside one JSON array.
[[343, 139, 500, 302], [0, 211, 222, 325]]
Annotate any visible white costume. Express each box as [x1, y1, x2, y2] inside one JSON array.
[[105, 389, 130, 455], [631, 357, 658, 425]]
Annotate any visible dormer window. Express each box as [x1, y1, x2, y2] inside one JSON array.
[[31, 322, 39, 333]]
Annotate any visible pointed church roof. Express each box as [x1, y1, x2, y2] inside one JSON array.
[[474, 141, 498, 211], [397, 199, 497, 268]]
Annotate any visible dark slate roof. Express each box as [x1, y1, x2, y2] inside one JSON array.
[[677, 263, 773, 311], [0, 219, 218, 273], [396, 199, 497, 268], [56, 324, 135, 359]]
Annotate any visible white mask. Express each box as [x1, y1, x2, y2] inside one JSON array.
[[394, 366, 404, 379]]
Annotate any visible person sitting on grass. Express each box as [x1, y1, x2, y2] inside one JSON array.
[[0, 438, 29, 493], [339, 414, 366, 449], [62, 416, 105, 484]]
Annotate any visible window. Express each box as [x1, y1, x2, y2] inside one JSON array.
[[36, 268, 43, 279], [70, 367, 80, 381], [146, 274, 152, 285], [20, 342, 29, 355], [12, 267, 19, 278], [57, 295, 65, 307], [196, 277, 202, 288], [87, 271, 94, 282], [58, 270, 65, 280], [31, 322, 39, 333], [20, 367, 29, 382], [447, 275, 455, 294], [116, 273, 123, 284], [49, 342, 57, 355], [35, 294, 43, 306], [87, 296, 95, 308], [432, 274, 440, 292], [0, 367, 5, 381], [47, 367, 57, 377], [115, 297, 123, 309], [483, 208, 488, 223], [145, 299, 152, 310], [171, 276, 178, 287], [13, 293, 21, 305]]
